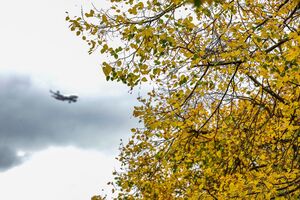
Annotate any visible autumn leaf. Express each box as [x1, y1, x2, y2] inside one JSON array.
[[68, 0, 300, 199]]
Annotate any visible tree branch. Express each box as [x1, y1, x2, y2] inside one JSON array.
[[247, 75, 285, 103]]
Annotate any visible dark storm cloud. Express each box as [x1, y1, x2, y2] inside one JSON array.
[[0, 75, 136, 171], [0, 146, 23, 170]]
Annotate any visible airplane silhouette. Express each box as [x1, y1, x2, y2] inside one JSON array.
[[50, 90, 78, 103]]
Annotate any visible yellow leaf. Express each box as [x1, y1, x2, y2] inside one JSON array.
[[102, 63, 112, 77]]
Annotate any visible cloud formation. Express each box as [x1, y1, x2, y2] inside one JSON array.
[[0, 75, 136, 171], [0, 146, 23, 171]]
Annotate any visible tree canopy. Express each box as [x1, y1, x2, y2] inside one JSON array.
[[68, 0, 300, 199]]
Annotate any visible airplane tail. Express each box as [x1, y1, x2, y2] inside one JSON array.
[[49, 90, 60, 94]]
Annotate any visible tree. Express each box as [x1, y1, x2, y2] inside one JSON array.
[[68, 0, 300, 198]]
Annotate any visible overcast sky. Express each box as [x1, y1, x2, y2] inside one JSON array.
[[0, 0, 136, 199]]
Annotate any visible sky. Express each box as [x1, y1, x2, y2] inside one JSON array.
[[0, 0, 136, 199]]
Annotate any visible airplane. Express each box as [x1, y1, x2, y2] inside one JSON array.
[[50, 90, 78, 103]]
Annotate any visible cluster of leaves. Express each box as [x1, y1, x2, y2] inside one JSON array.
[[68, 0, 300, 199]]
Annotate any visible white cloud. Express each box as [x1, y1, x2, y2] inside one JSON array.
[[0, 146, 118, 200], [0, 0, 126, 97]]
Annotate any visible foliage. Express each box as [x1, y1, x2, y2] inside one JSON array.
[[68, 0, 300, 199], [91, 195, 106, 200]]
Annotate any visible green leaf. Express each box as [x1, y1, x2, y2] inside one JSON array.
[[194, 0, 202, 7]]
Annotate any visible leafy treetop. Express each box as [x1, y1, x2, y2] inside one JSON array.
[[68, 0, 300, 199]]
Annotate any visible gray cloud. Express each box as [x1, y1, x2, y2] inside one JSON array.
[[0, 146, 23, 171], [0, 75, 136, 171]]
